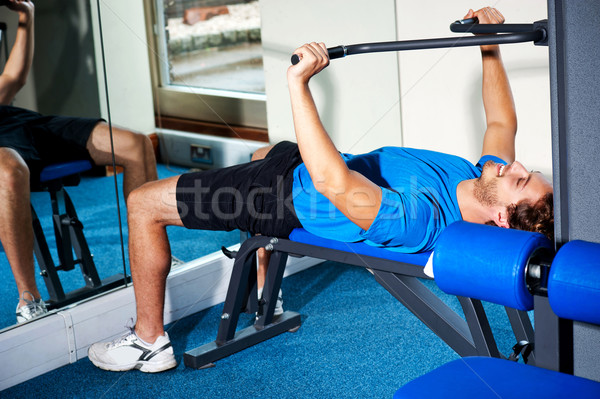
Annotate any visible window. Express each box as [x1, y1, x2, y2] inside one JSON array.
[[147, 0, 267, 128]]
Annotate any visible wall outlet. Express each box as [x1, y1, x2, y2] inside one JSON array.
[[190, 144, 213, 165]]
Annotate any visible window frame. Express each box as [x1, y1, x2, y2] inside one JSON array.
[[144, 0, 267, 129]]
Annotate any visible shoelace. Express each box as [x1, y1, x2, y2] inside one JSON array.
[[107, 320, 138, 349], [18, 291, 46, 317]]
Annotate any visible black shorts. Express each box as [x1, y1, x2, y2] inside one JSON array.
[[176, 141, 304, 238], [0, 105, 102, 183]]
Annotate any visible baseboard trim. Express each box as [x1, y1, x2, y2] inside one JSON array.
[[0, 247, 321, 390]]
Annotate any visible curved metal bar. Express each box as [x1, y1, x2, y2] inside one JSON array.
[[291, 31, 544, 65], [450, 22, 537, 34], [340, 31, 543, 58]]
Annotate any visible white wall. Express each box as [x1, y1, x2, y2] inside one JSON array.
[[261, 0, 403, 153], [90, 0, 155, 134], [261, 0, 551, 175], [396, 0, 551, 175]]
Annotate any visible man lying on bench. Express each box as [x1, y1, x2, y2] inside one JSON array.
[[88, 6, 553, 373]]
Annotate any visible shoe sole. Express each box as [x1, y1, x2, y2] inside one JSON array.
[[91, 359, 177, 373], [89, 354, 177, 373]]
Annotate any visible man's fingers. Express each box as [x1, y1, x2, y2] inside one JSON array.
[[317, 42, 328, 57], [472, 6, 504, 25], [292, 43, 326, 67], [299, 44, 317, 63], [489, 8, 505, 24], [307, 42, 327, 64]]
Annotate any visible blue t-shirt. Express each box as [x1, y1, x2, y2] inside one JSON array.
[[292, 147, 505, 253]]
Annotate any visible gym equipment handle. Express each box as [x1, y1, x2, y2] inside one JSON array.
[[290, 19, 547, 65], [450, 18, 542, 34]]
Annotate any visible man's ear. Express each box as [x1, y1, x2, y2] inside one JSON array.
[[492, 208, 510, 228]]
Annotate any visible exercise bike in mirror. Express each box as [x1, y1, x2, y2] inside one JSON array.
[[0, 0, 132, 332]]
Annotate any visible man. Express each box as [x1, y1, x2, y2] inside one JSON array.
[[0, 0, 158, 323], [88, 7, 553, 373]]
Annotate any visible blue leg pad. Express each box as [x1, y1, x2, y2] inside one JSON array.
[[394, 357, 600, 399]]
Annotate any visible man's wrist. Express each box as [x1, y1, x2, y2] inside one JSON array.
[[480, 46, 500, 58], [287, 77, 309, 92], [18, 12, 33, 27]]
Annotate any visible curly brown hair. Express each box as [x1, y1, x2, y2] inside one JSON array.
[[506, 192, 554, 241]]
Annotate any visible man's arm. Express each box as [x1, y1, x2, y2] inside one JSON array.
[[288, 42, 381, 231], [0, 0, 35, 105], [468, 7, 518, 163]]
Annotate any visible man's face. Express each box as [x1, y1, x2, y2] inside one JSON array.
[[475, 160, 553, 211]]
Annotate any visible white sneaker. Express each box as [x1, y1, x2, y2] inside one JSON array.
[[88, 327, 177, 373], [171, 255, 185, 268], [16, 291, 48, 324]]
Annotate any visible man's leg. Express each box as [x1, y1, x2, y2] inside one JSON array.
[[86, 122, 158, 201], [87, 175, 181, 372], [0, 148, 42, 307], [126, 175, 183, 342], [250, 145, 275, 289]]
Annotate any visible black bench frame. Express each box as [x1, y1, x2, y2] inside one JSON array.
[[184, 235, 535, 369], [31, 173, 128, 309]]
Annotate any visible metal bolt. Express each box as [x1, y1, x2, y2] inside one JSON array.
[[270, 237, 279, 244], [265, 244, 274, 251], [221, 313, 230, 320]]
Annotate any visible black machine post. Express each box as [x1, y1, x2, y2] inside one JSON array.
[[544, 0, 600, 381]]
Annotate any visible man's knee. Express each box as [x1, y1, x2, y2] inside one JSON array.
[[126, 184, 152, 218], [0, 150, 30, 191], [90, 124, 151, 161], [251, 145, 274, 162], [126, 177, 182, 225]]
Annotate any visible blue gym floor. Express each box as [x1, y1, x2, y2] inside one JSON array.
[[1, 164, 522, 397]]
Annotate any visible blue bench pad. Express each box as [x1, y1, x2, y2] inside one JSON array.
[[39, 160, 93, 183], [289, 228, 431, 267], [394, 357, 600, 399]]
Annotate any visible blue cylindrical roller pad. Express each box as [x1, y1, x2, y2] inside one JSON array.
[[433, 222, 553, 311], [549, 240, 600, 325]]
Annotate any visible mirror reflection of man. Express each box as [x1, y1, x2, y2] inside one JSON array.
[[0, 0, 158, 323]]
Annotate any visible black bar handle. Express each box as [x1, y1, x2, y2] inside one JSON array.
[[450, 19, 539, 34], [453, 17, 479, 25], [290, 19, 547, 65]]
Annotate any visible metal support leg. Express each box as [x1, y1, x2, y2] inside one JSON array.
[[457, 296, 501, 358], [505, 307, 536, 365], [256, 249, 288, 328], [31, 205, 66, 303], [216, 241, 259, 344], [184, 237, 301, 369], [32, 187, 128, 309], [372, 270, 479, 357], [59, 188, 102, 286]]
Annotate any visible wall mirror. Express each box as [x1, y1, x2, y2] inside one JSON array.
[[0, 0, 129, 332]]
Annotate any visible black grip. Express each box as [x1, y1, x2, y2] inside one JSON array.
[[290, 45, 346, 65], [327, 46, 345, 60], [453, 17, 479, 25]]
